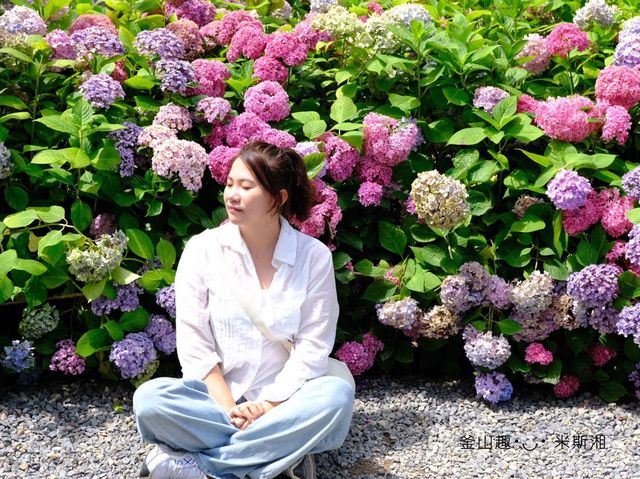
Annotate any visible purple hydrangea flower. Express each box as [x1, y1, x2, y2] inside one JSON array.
[[622, 167, 640, 197], [90, 213, 117, 238], [91, 282, 143, 316], [1, 340, 35, 373], [617, 304, 640, 344], [614, 38, 640, 69], [0, 6, 47, 36], [155, 59, 196, 94], [109, 122, 143, 177], [70, 26, 125, 60], [546, 169, 593, 211], [474, 372, 513, 404], [293, 141, 320, 158], [567, 264, 620, 308], [627, 225, 640, 267], [49, 340, 86, 375], [134, 28, 186, 60], [145, 314, 176, 354], [440, 275, 477, 313], [462, 325, 511, 370], [156, 284, 176, 318], [79, 74, 125, 109], [485, 275, 511, 309], [45, 30, 76, 59], [473, 87, 510, 114], [109, 332, 157, 379], [164, 0, 216, 27]]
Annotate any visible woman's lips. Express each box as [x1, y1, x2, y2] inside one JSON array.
[[227, 205, 242, 212]]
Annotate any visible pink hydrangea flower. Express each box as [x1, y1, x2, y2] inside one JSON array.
[[45, 30, 76, 59], [517, 94, 541, 114], [606, 240, 627, 264], [153, 103, 192, 131], [151, 139, 209, 191], [164, 0, 216, 27], [208, 145, 240, 184], [367, 2, 384, 14], [588, 344, 617, 367], [524, 342, 554, 365], [601, 105, 632, 145], [292, 14, 333, 51], [554, 374, 580, 399], [358, 182, 384, 207], [545, 23, 590, 58], [203, 123, 227, 149], [69, 13, 117, 35], [595, 65, 640, 110], [138, 124, 178, 149], [196, 97, 232, 124], [289, 178, 342, 237], [335, 332, 383, 376], [226, 24, 266, 63], [189, 59, 230, 97], [264, 31, 308, 66], [224, 112, 270, 147], [533, 96, 601, 143], [562, 190, 602, 235], [253, 56, 288, 84], [600, 194, 635, 237], [200, 20, 222, 49], [363, 114, 421, 167], [357, 154, 393, 185], [515, 33, 551, 74], [243, 81, 290, 122], [216, 10, 262, 45], [321, 132, 359, 182], [254, 128, 296, 148], [167, 19, 204, 59]]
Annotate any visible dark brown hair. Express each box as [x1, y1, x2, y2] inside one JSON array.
[[236, 141, 315, 222]]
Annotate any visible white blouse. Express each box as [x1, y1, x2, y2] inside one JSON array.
[[174, 216, 339, 402]]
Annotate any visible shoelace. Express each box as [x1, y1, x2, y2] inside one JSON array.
[[175, 455, 198, 468]]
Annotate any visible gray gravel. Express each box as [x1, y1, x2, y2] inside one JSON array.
[[1, 375, 639, 478]]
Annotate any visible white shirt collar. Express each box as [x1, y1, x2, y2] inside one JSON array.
[[218, 215, 297, 267]]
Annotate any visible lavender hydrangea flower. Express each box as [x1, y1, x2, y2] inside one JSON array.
[[45, 29, 76, 59], [79, 74, 125, 109], [145, 314, 176, 354], [0, 142, 12, 179], [70, 26, 125, 60], [293, 141, 320, 158], [385, 3, 433, 28], [91, 282, 143, 316], [109, 332, 157, 379], [440, 275, 476, 313], [155, 59, 196, 94], [19, 303, 60, 340], [510, 271, 554, 314], [473, 87, 510, 114], [573, 0, 617, 29], [1, 340, 35, 373], [196, 97, 232, 124], [512, 308, 558, 342], [622, 167, 640, 198], [0, 6, 47, 36], [109, 122, 142, 177], [310, 0, 337, 13], [462, 325, 511, 370], [134, 28, 186, 60], [485, 275, 511, 309], [474, 372, 513, 404], [567, 264, 620, 308], [49, 340, 86, 375], [375, 297, 421, 332], [90, 213, 117, 238], [546, 169, 592, 210], [616, 304, 640, 344], [154, 103, 193, 131], [614, 37, 640, 69], [627, 225, 640, 267], [151, 139, 208, 192], [156, 285, 176, 318]]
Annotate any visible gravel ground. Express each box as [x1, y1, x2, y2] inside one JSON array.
[[1, 374, 639, 478]]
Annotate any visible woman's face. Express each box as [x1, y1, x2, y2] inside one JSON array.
[[224, 158, 277, 225]]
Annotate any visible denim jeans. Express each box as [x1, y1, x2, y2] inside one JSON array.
[[133, 376, 355, 479]]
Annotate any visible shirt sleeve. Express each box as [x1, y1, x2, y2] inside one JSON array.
[[257, 245, 338, 402], [174, 233, 221, 380]]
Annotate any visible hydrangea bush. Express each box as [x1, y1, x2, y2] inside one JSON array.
[[1, 0, 640, 405]]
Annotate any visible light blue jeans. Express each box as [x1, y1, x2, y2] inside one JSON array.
[[133, 376, 355, 479]]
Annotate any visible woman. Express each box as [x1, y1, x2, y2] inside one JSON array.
[[133, 141, 355, 479]]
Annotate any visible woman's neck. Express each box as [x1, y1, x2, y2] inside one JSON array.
[[239, 215, 281, 260]]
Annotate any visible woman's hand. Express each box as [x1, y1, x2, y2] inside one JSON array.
[[227, 401, 266, 430]]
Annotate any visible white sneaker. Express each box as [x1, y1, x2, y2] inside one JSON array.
[[284, 454, 317, 479], [144, 444, 208, 479]]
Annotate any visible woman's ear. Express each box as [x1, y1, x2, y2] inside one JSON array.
[[279, 189, 288, 206]]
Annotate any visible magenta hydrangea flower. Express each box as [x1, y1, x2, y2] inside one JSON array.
[[517, 94, 541, 114], [474, 372, 513, 404], [264, 31, 308, 66], [562, 190, 602, 235], [473, 87, 510, 114], [224, 112, 270, 148], [368, 2, 384, 14], [601, 105, 632, 145], [189, 59, 230, 97], [253, 56, 289, 84], [524, 342, 554, 365], [254, 128, 296, 148], [208, 145, 241, 185], [196, 97, 232, 124], [289, 178, 342, 236], [595, 65, 640, 110], [545, 23, 590, 58], [335, 332, 383, 376], [79, 74, 125, 109], [362, 113, 421, 168], [554, 374, 580, 399], [320, 132, 359, 182], [227, 24, 266, 63], [216, 10, 262, 45], [134, 28, 186, 60], [151, 139, 209, 192], [567, 264, 620, 308], [587, 344, 617, 367], [243, 81, 290, 122], [600, 194, 634, 237], [166, 18, 204, 60], [164, 0, 216, 27], [200, 20, 222, 49], [546, 169, 592, 211], [358, 182, 384, 207], [533, 96, 601, 143], [293, 14, 333, 51], [45, 30, 76, 59], [49, 340, 86, 375], [153, 103, 193, 131], [515, 33, 551, 75], [69, 13, 117, 35]]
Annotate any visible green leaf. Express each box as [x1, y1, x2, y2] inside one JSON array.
[[13, 259, 47, 275], [424, 118, 454, 143], [0, 95, 28, 110], [511, 214, 545, 233], [340, 131, 363, 149], [388, 93, 420, 114], [498, 319, 522, 335], [491, 96, 517, 126], [120, 308, 150, 332], [442, 86, 469, 106], [508, 355, 531, 374], [623, 337, 640, 362], [618, 271, 640, 298], [35, 115, 78, 135], [93, 144, 122, 171], [37, 230, 63, 264], [628, 208, 640, 224], [544, 260, 569, 281], [104, 320, 125, 341], [0, 249, 18, 276], [62, 148, 91, 169], [71, 201, 93, 231], [32, 206, 65, 223], [303, 119, 327, 140], [138, 270, 164, 291], [111, 266, 140, 285], [0, 47, 34, 64], [405, 267, 425, 292], [353, 259, 386, 277], [0, 276, 14, 303], [303, 152, 325, 180], [292, 111, 321, 123], [539, 360, 562, 385], [4, 185, 29, 211], [468, 161, 499, 184], [330, 96, 357, 123], [82, 279, 107, 301], [332, 252, 351, 270], [44, 0, 71, 19], [576, 241, 598, 267], [2, 210, 40, 228], [362, 280, 397, 302], [446, 128, 486, 146], [599, 381, 627, 403], [124, 73, 156, 90], [378, 221, 407, 255], [517, 149, 552, 167], [157, 239, 176, 269], [31, 149, 67, 165], [76, 328, 111, 357], [126, 229, 155, 261]]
